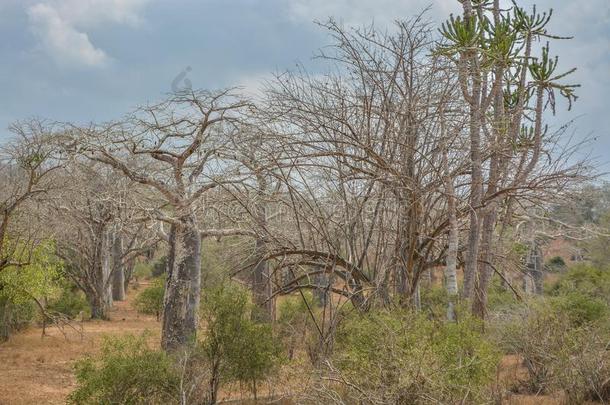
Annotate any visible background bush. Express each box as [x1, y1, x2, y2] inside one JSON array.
[[46, 280, 89, 318], [276, 291, 318, 360], [545, 256, 567, 273], [133, 278, 164, 320]]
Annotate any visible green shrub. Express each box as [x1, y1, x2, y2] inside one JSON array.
[[133, 262, 153, 280], [151, 256, 167, 278], [68, 334, 180, 405], [276, 292, 318, 359], [0, 297, 37, 341], [545, 256, 567, 273], [487, 279, 520, 312], [547, 264, 610, 302], [496, 301, 610, 400], [200, 282, 284, 401], [323, 309, 500, 404], [493, 303, 566, 394], [47, 281, 89, 318], [549, 292, 608, 326], [133, 278, 164, 320], [420, 286, 450, 319]]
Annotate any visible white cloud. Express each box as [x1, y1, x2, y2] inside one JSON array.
[[26, 0, 150, 68]]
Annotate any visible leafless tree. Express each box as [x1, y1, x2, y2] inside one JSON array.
[[74, 90, 251, 349]]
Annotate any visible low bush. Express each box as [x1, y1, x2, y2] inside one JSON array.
[[68, 333, 180, 404], [133, 278, 164, 320], [310, 309, 500, 404], [132, 262, 153, 280], [554, 326, 610, 404], [547, 264, 610, 303], [276, 291, 318, 359], [200, 282, 284, 401], [0, 297, 37, 341], [46, 281, 89, 318], [487, 279, 520, 312], [549, 291, 608, 326], [545, 256, 567, 273], [495, 303, 570, 394], [494, 299, 610, 400], [151, 256, 167, 278], [420, 286, 450, 319]]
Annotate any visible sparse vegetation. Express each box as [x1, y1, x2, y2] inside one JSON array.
[[0, 1, 608, 404]]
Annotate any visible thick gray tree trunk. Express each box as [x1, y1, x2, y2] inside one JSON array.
[[161, 217, 202, 351], [460, 0, 484, 300], [111, 233, 126, 301], [89, 229, 112, 319], [103, 233, 113, 309], [251, 201, 274, 322], [123, 258, 135, 292]]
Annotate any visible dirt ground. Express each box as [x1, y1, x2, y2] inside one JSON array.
[[0, 292, 568, 405], [0, 293, 160, 405]]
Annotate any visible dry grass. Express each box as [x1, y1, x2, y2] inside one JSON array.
[[0, 292, 160, 405]]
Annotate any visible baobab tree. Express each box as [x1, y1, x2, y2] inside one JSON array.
[[46, 161, 154, 319], [76, 90, 250, 349]]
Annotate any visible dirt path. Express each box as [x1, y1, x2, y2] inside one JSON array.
[[0, 292, 160, 405]]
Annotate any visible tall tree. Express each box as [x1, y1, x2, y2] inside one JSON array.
[[78, 90, 249, 349]]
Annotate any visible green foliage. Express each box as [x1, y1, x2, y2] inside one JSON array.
[[490, 264, 610, 395], [487, 279, 520, 311], [133, 278, 164, 320], [200, 282, 284, 397], [493, 303, 568, 394], [584, 209, 610, 268], [549, 292, 608, 326], [276, 292, 318, 359], [68, 334, 180, 405], [200, 238, 237, 289], [331, 309, 500, 403], [553, 326, 610, 403], [277, 291, 318, 325], [438, 13, 483, 52], [0, 240, 61, 305], [46, 280, 90, 318], [545, 255, 566, 273], [512, 241, 529, 258], [0, 296, 37, 340], [0, 240, 62, 339], [133, 262, 153, 280], [420, 286, 451, 319], [151, 256, 167, 278], [547, 264, 610, 306]]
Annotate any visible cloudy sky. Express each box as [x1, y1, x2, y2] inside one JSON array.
[[1, 0, 608, 168]]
